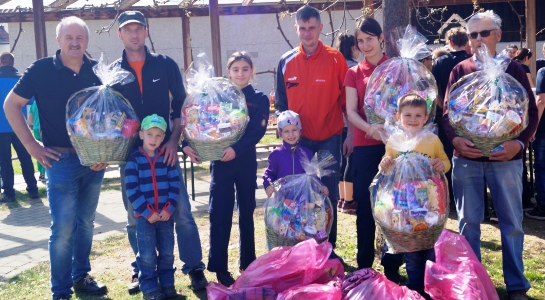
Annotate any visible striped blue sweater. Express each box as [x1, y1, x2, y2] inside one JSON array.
[[124, 147, 179, 220]]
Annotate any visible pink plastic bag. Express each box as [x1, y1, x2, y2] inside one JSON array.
[[233, 239, 344, 294], [276, 277, 343, 300], [424, 229, 499, 300], [343, 268, 424, 300], [206, 282, 277, 300]]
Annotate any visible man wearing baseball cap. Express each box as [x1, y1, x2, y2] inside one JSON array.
[[111, 11, 208, 294]]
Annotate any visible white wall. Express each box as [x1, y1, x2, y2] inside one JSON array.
[[7, 9, 369, 95]]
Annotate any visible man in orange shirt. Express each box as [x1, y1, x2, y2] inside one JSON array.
[[276, 5, 351, 260]]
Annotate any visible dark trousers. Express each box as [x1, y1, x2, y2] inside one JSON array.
[[340, 128, 353, 182], [405, 248, 435, 293], [207, 155, 257, 273], [352, 145, 402, 271], [0, 132, 37, 197]]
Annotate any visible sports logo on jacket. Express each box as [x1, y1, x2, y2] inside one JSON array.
[[286, 82, 299, 89]]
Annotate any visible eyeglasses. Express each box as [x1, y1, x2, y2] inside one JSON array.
[[469, 29, 496, 39]]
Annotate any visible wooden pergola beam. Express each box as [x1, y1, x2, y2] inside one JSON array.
[[46, 0, 79, 12], [118, 0, 141, 11], [0, 2, 366, 23]]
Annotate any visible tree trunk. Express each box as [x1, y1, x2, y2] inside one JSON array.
[[382, 0, 409, 58]]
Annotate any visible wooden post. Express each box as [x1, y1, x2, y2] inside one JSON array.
[[181, 13, 192, 71], [526, 0, 536, 79], [209, 0, 222, 77], [32, 0, 48, 59]]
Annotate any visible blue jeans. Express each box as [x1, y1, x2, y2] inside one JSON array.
[[121, 162, 205, 275], [136, 217, 176, 294], [404, 249, 435, 292], [0, 132, 38, 197], [533, 135, 545, 207], [452, 156, 530, 292], [46, 152, 105, 299], [300, 134, 341, 248]]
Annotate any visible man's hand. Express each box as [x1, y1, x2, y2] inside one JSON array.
[[489, 140, 522, 162], [90, 163, 108, 171], [162, 140, 180, 167], [182, 146, 202, 164], [451, 137, 483, 158], [148, 212, 160, 224], [342, 135, 354, 157], [366, 124, 385, 142], [431, 158, 445, 173], [158, 210, 171, 221], [29, 142, 61, 169], [221, 147, 236, 162], [266, 186, 275, 198]]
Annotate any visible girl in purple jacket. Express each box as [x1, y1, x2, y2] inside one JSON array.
[[263, 110, 329, 197]]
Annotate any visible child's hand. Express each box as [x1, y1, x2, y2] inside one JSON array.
[[380, 156, 394, 172], [221, 147, 236, 162], [158, 210, 171, 222], [148, 212, 160, 223], [320, 186, 329, 196], [432, 158, 445, 172], [266, 186, 275, 198]]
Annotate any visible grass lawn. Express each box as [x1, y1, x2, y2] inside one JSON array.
[[1, 204, 544, 299]]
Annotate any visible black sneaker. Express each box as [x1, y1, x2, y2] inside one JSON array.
[[29, 192, 40, 199], [73, 274, 107, 296], [0, 194, 15, 202], [188, 269, 207, 291], [525, 205, 545, 220], [127, 274, 140, 294], [162, 286, 178, 299], [341, 200, 357, 214], [143, 290, 166, 300], [216, 272, 235, 287], [489, 211, 498, 223], [522, 199, 535, 212]]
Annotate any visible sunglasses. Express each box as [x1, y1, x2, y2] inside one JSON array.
[[469, 29, 496, 39]]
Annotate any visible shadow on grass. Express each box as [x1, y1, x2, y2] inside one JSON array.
[[481, 240, 501, 251]]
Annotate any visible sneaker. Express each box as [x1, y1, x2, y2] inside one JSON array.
[[525, 205, 545, 220], [216, 272, 235, 287], [127, 274, 140, 294], [39, 174, 47, 184], [188, 269, 207, 291], [508, 289, 528, 300], [143, 290, 166, 300], [489, 211, 498, 223], [341, 200, 357, 214], [29, 191, 40, 199], [0, 194, 15, 202], [337, 199, 344, 212], [522, 199, 535, 211], [162, 286, 178, 299], [73, 274, 107, 296]]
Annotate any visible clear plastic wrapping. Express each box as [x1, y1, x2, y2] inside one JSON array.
[[364, 25, 437, 124], [264, 152, 335, 248], [181, 53, 248, 161], [447, 45, 529, 154]]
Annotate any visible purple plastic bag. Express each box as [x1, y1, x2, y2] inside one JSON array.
[[424, 229, 499, 300], [206, 282, 277, 300], [276, 277, 342, 300], [343, 268, 424, 300]]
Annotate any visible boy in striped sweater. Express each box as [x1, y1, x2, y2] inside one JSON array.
[[124, 114, 180, 300]]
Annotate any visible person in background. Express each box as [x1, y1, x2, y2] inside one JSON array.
[[506, 43, 518, 59], [432, 47, 449, 61], [184, 51, 269, 287], [442, 10, 536, 300], [536, 43, 545, 71], [28, 101, 46, 183], [111, 11, 208, 294], [4, 17, 108, 300], [335, 32, 357, 214], [0, 52, 39, 202], [513, 48, 535, 89]]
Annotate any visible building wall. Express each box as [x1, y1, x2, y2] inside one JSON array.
[[8, 9, 369, 95]]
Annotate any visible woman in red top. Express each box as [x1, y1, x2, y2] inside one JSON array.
[[344, 17, 403, 281]]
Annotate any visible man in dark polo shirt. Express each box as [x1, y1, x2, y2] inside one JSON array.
[[4, 17, 108, 300]]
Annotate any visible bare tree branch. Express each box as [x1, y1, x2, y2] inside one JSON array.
[[10, 21, 23, 53], [507, 0, 524, 47], [146, 17, 156, 53], [276, 12, 294, 49]]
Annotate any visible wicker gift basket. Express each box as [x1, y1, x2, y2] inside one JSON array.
[[264, 152, 335, 250], [364, 25, 437, 125], [182, 53, 248, 161], [370, 150, 449, 253], [447, 45, 529, 155], [66, 55, 140, 166]]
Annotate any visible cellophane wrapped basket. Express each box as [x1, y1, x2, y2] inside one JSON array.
[[448, 45, 529, 155], [364, 25, 437, 124], [264, 152, 335, 249], [370, 127, 449, 253], [66, 54, 140, 166], [182, 53, 248, 161]]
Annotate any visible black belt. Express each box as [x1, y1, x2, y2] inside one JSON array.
[[50, 146, 77, 154]]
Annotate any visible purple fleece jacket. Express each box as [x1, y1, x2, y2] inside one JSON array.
[[262, 141, 314, 189]]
